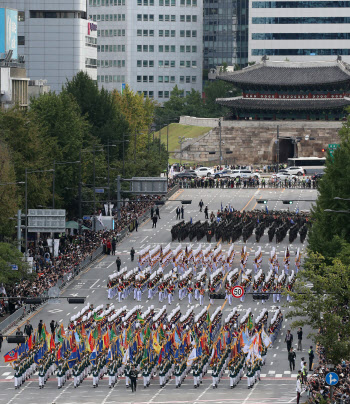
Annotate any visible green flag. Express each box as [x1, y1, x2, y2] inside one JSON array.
[[127, 327, 133, 343], [93, 312, 103, 322], [137, 313, 145, 324], [247, 314, 254, 331], [110, 328, 116, 341], [159, 326, 165, 340], [92, 328, 98, 341], [145, 325, 151, 341]]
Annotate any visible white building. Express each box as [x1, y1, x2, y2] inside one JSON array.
[[0, 0, 98, 93], [249, 0, 350, 63], [88, 0, 203, 102]]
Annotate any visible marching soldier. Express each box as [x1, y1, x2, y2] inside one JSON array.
[[187, 282, 194, 304]]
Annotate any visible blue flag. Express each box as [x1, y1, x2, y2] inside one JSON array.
[[296, 208, 299, 214], [129, 346, 133, 363], [265, 205, 268, 214]]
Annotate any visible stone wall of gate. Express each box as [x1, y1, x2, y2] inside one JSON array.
[[174, 120, 342, 165]]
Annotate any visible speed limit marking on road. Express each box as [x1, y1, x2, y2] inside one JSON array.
[[231, 286, 244, 298]]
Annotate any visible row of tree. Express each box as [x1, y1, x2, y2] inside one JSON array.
[[288, 114, 350, 364], [0, 72, 168, 241]]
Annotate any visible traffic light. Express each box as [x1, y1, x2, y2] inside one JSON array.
[[257, 200, 267, 204], [282, 200, 293, 205], [321, 148, 326, 152]]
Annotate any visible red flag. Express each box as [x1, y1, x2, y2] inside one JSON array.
[[158, 347, 163, 364], [57, 345, 62, 361], [136, 333, 142, 348], [60, 324, 66, 338], [103, 332, 110, 349], [88, 332, 94, 351], [28, 335, 33, 350], [81, 323, 86, 339], [4, 349, 18, 363], [50, 334, 55, 350], [186, 332, 191, 347]]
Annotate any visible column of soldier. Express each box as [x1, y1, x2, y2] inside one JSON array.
[[106, 243, 301, 306], [6, 240, 297, 391], [6, 299, 285, 391]]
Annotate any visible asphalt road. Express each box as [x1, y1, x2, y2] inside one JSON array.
[[0, 188, 318, 404]]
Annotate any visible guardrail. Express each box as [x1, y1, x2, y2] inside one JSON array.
[[0, 245, 104, 333]]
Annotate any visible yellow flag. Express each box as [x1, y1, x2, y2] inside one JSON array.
[[153, 334, 161, 355]]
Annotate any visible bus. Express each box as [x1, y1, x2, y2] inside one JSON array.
[[287, 157, 326, 174]]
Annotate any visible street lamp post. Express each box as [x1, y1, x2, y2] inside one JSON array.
[[219, 118, 222, 166], [178, 136, 186, 167], [24, 168, 54, 259], [52, 160, 80, 209]]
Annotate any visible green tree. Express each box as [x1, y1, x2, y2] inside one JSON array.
[[202, 80, 239, 117], [287, 252, 350, 364], [0, 107, 52, 210], [30, 91, 92, 209], [308, 115, 350, 259], [65, 71, 129, 159], [183, 89, 204, 117], [112, 86, 155, 159], [0, 141, 18, 240], [155, 86, 185, 126], [0, 243, 31, 285]]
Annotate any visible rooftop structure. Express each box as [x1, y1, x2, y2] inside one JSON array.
[[216, 58, 350, 120]]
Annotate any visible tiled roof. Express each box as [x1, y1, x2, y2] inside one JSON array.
[[216, 96, 350, 110], [218, 64, 350, 87]]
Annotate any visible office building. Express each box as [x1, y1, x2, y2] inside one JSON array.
[[0, 0, 98, 93], [249, 0, 350, 63], [203, 0, 248, 71], [88, 0, 203, 102]]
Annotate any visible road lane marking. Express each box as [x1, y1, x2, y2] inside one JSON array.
[[90, 279, 100, 289]]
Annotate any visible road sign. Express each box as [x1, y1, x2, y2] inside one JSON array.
[[231, 285, 244, 298], [10, 264, 18, 271], [27, 209, 66, 233], [328, 143, 340, 158], [325, 372, 339, 386]]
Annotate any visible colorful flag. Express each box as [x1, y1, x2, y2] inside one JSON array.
[[247, 314, 254, 331], [137, 313, 145, 325], [103, 332, 110, 349], [28, 334, 33, 350], [50, 335, 55, 351], [153, 334, 161, 354], [88, 332, 94, 352], [4, 348, 18, 363], [93, 312, 103, 322]]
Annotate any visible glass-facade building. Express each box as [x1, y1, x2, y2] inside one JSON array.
[[249, 0, 350, 63], [203, 0, 249, 71]]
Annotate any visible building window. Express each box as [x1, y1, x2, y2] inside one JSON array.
[[159, 60, 164, 67], [149, 60, 154, 67], [186, 61, 191, 67], [137, 75, 142, 82], [159, 45, 164, 52], [192, 60, 197, 67], [18, 11, 25, 21], [252, 16, 350, 23], [18, 36, 25, 45], [186, 30, 191, 37], [159, 30, 164, 36], [192, 30, 197, 37], [180, 30, 185, 37], [192, 15, 197, 22], [164, 91, 170, 98], [158, 76, 164, 82], [180, 15, 185, 21], [149, 91, 154, 98], [180, 76, 184, 83], [142, 60, 148, 67], [171, 14, 176, 21], [170, 76, 175, 82], [143, 75, 148, 82], [192, 76, 196, 83], [171, 30, 175, 37], [137, 29, 142, 36], [150, 14, 154, 21], [149, 76, 154, 82], [137, 14, 142, 21], [192, 46, 197, 52], [159, 14, 164, 21], [158, 91, 163, 98], [186, 15, 191, 22], [171, 60, 175, 67]]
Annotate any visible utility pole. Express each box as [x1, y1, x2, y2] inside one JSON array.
[[178, 136, 185, 166], [167, 123, 169, 178], [52, 160, 55, 209], [24, 168, 28, 259], [219, 118, 222, 167], [116, 175, 121, 221], [159, 126, 161, 156], [17, 209, 21, 252], [277, 125, 280, 172], [122, 137, 125, 177], [78, 150, 82, 233], [134, 130, 137, 163], [107, 143, 111, 215], [93, 146, 96, 230]]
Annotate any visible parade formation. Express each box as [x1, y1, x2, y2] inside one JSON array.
[[171, 210, 310, 244], [5, 301, 284, 392]]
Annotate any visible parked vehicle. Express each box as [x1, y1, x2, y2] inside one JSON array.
[[230, 170, 260, 180], [195, 167, 214, 177]]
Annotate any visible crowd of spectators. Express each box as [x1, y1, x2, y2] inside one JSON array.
[[0, 195, 163, 318], [304, 345, 350, 403], [174, 176, 320, 189]]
